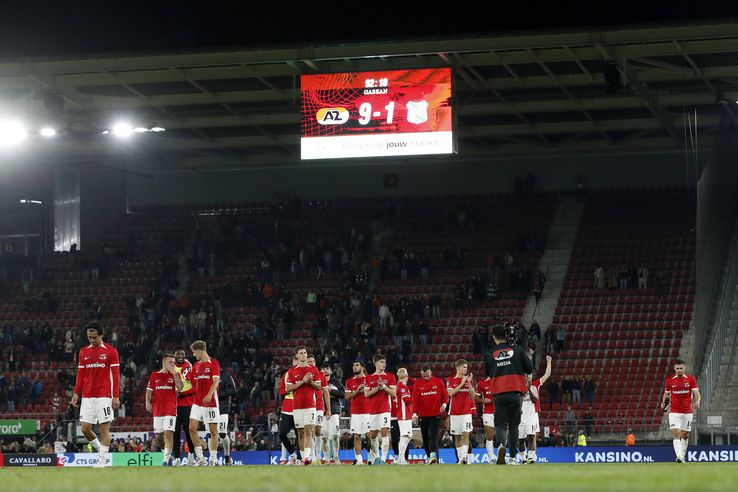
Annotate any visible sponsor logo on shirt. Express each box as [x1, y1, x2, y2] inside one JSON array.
[[85, 363, 107, 368], [493, 349, 513, 361], [99, 354, 107, 360], [155, 385, 174, 391]]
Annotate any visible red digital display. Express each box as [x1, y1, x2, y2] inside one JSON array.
[[301, 68, 454, 159]]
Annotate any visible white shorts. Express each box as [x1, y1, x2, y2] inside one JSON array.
[[218, 413, 229, 435], [669, 413, 693, 432], [293, 408, 317, 429], [350, 414, 369, 435], [315, 410, 325, 427], [368, 412, 392, 431], [482, 414, 495, 429], [322, 414, 340, 438], [518, 413, 540, 436], [153, 415, 176, 434], [450, 414, 473, 436], [79, 397, 114, 425], [190, 404, 220, 425], [398, 420, 412, 438]]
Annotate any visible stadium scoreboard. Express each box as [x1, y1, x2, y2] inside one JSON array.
[[300, 68, 454, 159]]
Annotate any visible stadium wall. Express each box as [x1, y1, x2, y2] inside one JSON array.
[[694, 122, 738, 373], [125, 150, 688, 206], [79, 168, 127, 250]]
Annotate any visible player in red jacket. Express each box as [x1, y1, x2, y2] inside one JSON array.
[[411, 365, 448, 464], [70, 323, 120, 468], [146, 354, 183, 466], [662, 358, 700, 463]]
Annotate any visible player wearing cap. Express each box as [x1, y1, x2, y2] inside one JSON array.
[[662, 358, 700, 463], [70, 322, 120, 468], [146, 354, 183, 466]]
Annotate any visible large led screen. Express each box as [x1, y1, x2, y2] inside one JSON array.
[[301, 68, 454, 159]]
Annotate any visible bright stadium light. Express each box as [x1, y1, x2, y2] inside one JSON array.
[[133, 127, 148, 133], [40, 127, 57, 138], [112, 122, 134, 138], [151, 126, 166, 132], [0, 119, 27, 147]]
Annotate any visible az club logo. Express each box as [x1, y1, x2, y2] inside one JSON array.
[[316, 108, 349, 125], [494, 349, 513, 361]]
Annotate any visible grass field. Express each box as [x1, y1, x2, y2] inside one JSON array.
[[2, 464, 738, 492]]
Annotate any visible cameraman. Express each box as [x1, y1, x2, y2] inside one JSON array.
[[490, 324, 532, 465]]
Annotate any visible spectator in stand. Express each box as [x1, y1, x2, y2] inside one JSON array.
[[583, 407, 594, 436], [31, 377, 43, 409], [547, 378, 559, 409], [638, 266, 649, 289], [555, 326, 566, 352], [584, 376, 596, 407], [594, 266, 605, 289], [572, 376, 582, 406], [378, 302, 391, 331], [655, 267, 666, 294], [7, 379, 17, 413], [544, 329, 554, 353], [563, 406, 577, 446], [561, 377, 572, 404], [430, 295, 442, 319]]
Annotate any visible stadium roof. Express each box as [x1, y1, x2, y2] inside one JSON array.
[[1, 20, 738, 171]]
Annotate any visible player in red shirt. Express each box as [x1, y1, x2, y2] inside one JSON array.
[[278, 356, 300, 464], [475, 371, 496, 462], [446, 359, 476, 464], [188, 340, 221, 466], [307, 354, 330, 464], [661, 358, 700, 463], [146, 354, 183, 466], [285, 346, 323, 464], [172, 347, 196, 466], [364, 354, 397, 465], [395, 368, 413, 465], [411, 365, 448, 464], [70, 323, 120, 468], [345, 360, 369, 464], [518, 355, 551, 464]]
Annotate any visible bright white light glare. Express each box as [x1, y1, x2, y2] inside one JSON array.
[[19, 199, 43, 204], [151, 127, 165, 132], [112, 122, 133, 138], [0, 120, 27, 146], [40, 127, 56, 137], [133, 127, 148, 133]]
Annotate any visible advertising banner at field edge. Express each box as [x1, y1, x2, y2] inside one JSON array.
[[2, 454, 57, 467], [0, 419, 38, 436], [45, 446, 738, 467]]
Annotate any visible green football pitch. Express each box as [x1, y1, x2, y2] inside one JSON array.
[[2, 464, 737, 492]]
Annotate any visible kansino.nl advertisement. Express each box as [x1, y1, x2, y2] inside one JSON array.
[[2, 446, 738, 467]]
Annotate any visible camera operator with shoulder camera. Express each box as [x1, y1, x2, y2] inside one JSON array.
[[490, 323, 532, 465]]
